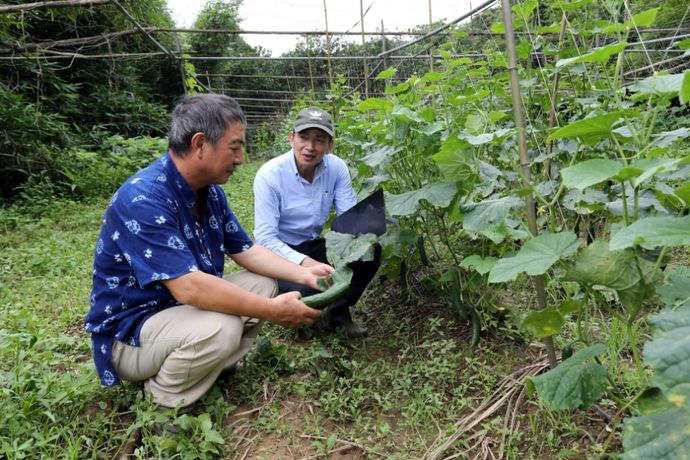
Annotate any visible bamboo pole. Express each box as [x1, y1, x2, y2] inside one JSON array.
[[360, 0, 369, 98], [428, 0, 434, 71], [499, 0, 558, 369], [322, 0, 334, 88], [381, 20, 388, 70], [306, 39, 316, 100]]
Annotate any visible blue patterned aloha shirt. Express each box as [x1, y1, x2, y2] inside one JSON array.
[[84, 152, 253, 387]]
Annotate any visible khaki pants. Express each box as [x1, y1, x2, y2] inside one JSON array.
[[112, 271, 277, 408]]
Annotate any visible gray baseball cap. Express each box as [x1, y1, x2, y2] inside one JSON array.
[[294, 106, 334, 137]]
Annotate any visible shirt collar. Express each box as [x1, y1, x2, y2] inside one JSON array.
[[290, 150, 328, 180], [162, 151, 201, 210]]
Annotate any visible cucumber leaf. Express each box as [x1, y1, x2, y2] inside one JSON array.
[[656, 267, 690, 310], [461, 196, 523, 244], [521, 307, 565, 338], [325, 232, 378, 267], [622, 303, 690, 459], [547, 112, 625, 143], [560, 159, 623, 191], [609, 216, 690, 250], [488, 232, 580, 283], [460, 255, 498, 275], [646, 306, 690, 394], [529, 344, 609, 410], [622, 385, 690, 460], [556, 42, 627, 68], [386, 182, 458, 217]]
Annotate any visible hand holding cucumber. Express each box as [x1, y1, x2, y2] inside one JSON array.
[[301, 266, 353, 309]]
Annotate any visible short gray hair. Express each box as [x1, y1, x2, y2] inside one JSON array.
[[168, 94, 246, 156]]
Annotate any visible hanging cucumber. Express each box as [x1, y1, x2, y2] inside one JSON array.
[[561, 344, 574, 361], [301, 266, 353, 309], [470, 307, 481, 347], [417, 235, 430, 266], [449, 268, 469, 321]]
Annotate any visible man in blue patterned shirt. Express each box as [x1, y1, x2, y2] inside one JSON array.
[[253, 107, 381, 339], [84, 94, 333, 409]]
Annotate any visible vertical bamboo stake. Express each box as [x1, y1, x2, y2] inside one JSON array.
[[381, 19, 388, 70], [174, 33, 187, 95], [500, 0, 558, 369], [306, 37, 316, 100], [360, 0, 369, 98], [428, 0, 434, 71], [322, 0, 334, 88]]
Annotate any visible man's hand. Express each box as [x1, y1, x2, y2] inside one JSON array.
[[300, 262, 334, 290], [269, 292, 323, 327]]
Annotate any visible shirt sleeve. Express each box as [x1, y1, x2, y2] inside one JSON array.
[[253, 170, 306, 265], [109, 193, 198, 287], [332, 157, 357, 216]]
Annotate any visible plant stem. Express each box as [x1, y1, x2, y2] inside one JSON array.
[[620, 180, 630, 226]]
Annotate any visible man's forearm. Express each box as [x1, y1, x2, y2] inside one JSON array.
[[163, 271, 276, 320], [231, 244, 312, 285]]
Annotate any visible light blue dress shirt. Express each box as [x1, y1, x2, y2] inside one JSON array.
[[253, 150, 357, 264]]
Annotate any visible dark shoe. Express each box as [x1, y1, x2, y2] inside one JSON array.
[[326, 307, 368, 339]]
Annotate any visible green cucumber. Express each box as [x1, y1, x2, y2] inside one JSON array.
[[302, 281, 350, 309], [561, 344, 574, 361], [301, 266, 353, 309], [470, 307, 481, 347]]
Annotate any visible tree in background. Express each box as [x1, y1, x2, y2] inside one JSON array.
[[0, 0, 179, 200]]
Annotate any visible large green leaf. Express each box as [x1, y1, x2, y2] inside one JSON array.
[[374, 67, 397, 80], [547, 113, 625, 143], [628, 73, 685, 96], [556, 42, 627, 68], [656, 267, 690, 310], [622, 283, 690, 459], [650, 128, 690, 149], [626, 8, 659, 28], [431, 136, 476, 181], [551, 0, 594, 11], [461, 196, 523, 244], [529, 344, 609, 410], [622, 384, 690, 459], [324, 232, 378, 267], [610, 216, 690, 250], [488, 232, 579, 283], [458, 128, 515, 146], [645, 307, 690, 393], [386, 182, 459, 217], [560, 159, 623, 191], [565, 240, 658, 317], [631, 157, 689, 188], [362, 145, 398, 168], [681, 71, 690, 105], [520, 307, 565, 338], [460, 255, 497, 275], [674, 182, 690, 206], [357, 98, 393, 112], [391, 106, 424, 123]]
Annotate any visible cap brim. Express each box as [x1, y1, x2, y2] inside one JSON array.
[[294, 123, 334, 137]]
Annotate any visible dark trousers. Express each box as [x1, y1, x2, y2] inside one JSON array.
[[278, 238, 381, 309]]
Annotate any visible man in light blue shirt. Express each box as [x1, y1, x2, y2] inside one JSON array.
[[253, 107, 381, 338]]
